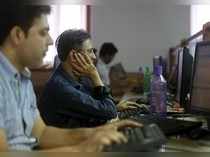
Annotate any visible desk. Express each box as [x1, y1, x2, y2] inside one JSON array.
[[110, 72, 143, 100], [164, 137, 210, 152], [118, 91, 210, 152], [163, 116, 210, 152]]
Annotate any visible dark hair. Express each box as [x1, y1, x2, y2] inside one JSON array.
[[99, 42, 118, 57], [56, 29, 91, 61], [0, 2, 51, 45]]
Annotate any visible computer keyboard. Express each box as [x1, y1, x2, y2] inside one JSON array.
[[118, 106, 202, 136], [118, 106, 150, 119], [130, 114, 202, 136], [104, 123, 167, 152]]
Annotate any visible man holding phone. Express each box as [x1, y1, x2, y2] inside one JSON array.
[[40, 29, 120, 128], [40, 29, 140, 128]]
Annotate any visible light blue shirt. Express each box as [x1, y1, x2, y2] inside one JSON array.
[[0, 51, 39, 151]]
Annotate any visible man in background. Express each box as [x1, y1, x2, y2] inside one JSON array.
[[96, 42, 118, 86]]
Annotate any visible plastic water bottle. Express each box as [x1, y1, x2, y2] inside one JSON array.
[[150, 65, 167, 115], [153, 56, 160, 72], [143, 66, 151, 94], [138, 66, 144, 93]]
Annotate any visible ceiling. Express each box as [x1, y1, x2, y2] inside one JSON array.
[[33, 0, 210, 6]]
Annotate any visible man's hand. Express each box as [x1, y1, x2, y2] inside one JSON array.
[[117, 100, 142, 111], [97, 119, 143, 132], [78, 119, 142, 152], [203, 21, 210, 41], [77, 128, 127, 152], [70, 51, 97, 77], [70, 52, 104, 86], [35, 118, 142, 152]]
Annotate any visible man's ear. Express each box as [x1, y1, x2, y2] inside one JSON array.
[[66, 50, 73, 63], [10, 26, 25, 45]]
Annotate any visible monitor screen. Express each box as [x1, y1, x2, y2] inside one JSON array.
[[176, 47, 193, 109], [191, 41, 210, 114], [176, 48, 183, 102]]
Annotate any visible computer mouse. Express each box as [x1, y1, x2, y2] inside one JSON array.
[[188, 128, 208, 139]]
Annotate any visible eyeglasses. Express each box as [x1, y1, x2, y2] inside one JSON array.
[[76, 48, 97, 54]]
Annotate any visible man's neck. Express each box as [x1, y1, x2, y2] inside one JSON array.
[[62, 62, 78, 81], [0, 45, 25, 72], [100, 57, 107, 65]]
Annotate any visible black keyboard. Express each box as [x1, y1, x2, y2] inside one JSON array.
[[118, 107, 150, 119], [131, 115, 202, 136], [104, 123, 167, 152]]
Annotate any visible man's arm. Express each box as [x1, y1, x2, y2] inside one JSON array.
[[44, 77, 117, 120], [0, 129, 8, 151], [32, 116, 94, 149], [0, 86, 8, 151], [32, 116, 141, 151]]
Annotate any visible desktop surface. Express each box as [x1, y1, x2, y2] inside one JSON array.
[[118, 91, 203, 136], [165, 134, 210, 152]]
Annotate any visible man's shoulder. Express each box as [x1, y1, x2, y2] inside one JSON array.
[[46, 68, 75, 90], [48, 68, 67, 84]]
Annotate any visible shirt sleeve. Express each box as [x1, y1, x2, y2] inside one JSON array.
[[93, 86, 112, 99], [0, 86, 5, 129], [24, 82, 40, 136], [30, 88, 40, 122], [45, 79, 118, 121]]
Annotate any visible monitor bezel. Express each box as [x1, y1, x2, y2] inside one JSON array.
[[190, 40, 210, 115]]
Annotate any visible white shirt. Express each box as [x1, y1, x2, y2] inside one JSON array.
[[96, 58, 110, 86]]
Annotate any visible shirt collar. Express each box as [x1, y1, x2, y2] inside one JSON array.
[[98, 58, 105, 65], [98, 58, 111, 69], [57, 65, 81, 88], [0, 50, 31, 80]]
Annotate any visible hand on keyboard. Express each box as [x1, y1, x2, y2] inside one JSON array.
[[83, 119, 142, 152], [117, 100, 143, 111], [118, 105, 151, 119], [104, 123, 167, 152], [97, 119, 143, 131]]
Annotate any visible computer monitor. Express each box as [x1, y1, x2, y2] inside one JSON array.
[[190, 41, 210, 115], [176, 47, 193, 109], [176, 48, 183, 102]]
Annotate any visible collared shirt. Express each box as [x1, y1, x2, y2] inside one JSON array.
[[0, 51, 39, 151], [39, 65, 117, 128], [96, 58, 110, 86]]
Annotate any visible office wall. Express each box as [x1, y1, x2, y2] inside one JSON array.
[[90, 5, 191, 72]]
